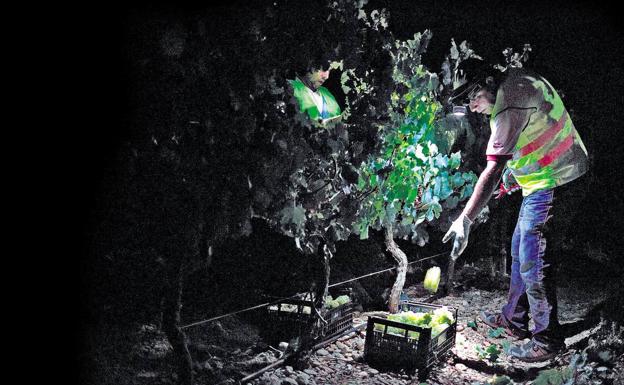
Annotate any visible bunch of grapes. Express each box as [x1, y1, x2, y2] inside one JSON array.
[[324, 295, 351, 309], [374, 306, 454, 340]]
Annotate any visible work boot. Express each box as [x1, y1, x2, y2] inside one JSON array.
[[479, 311, 530, 340], [509, 339, 562, 362]]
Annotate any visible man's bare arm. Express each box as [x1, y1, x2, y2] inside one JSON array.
[[462, 159, 507, 221]]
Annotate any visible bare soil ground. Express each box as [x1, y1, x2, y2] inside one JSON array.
[[83, 266, 624, 385]]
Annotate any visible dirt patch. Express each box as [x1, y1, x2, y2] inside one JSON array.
[[85, 264, 623, 385]]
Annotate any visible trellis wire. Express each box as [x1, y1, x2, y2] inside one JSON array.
[[180, 250, 450, 329]]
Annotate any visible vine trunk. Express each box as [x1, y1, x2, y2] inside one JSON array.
[[384, 224, 408, 313], [162, 257, 193, 385]]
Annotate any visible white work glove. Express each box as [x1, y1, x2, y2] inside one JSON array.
[[442, 214, 473, 260]]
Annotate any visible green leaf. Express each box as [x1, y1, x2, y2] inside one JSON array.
[[433, 154, 448, 168], [279, 206, 293, 226], [406, 186, 419, 203], [415, 144, 427, 161], [501, 339, 512, 353], [369, 171, 378, 187], [357, 174, 366, 190], [329, 60, 343, 71], [475, 344, 501, 362], [489, 375, 512, 385], [341, 71, 352, 94], [421, 187, 433, 205], [487, 327, 506, 338], [460, 183, 474, 200], [533, 368, 571, 385], [449, 151, 462, 169], [427, 142, 438, 156], [433, 174, 452, 200], [384, 204, 397, 226], [444, 195, 459, 209], [485, 344, 501, 361], [394, 183, 409, 201], [292, 205, 306, 228], [467, 320, 477, 329], [359, 222, 369, 240], [425, 204, 437, 221], [430, 200, 442, 218], [451, 172, 466, 188], [400, 214, 414, 226], [415, 211, 427, 225]]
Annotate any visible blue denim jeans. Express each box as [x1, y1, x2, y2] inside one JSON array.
[[501, 188, 563, 348]]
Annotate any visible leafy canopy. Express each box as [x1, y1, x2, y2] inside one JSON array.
[[355, 31, 477, 243]]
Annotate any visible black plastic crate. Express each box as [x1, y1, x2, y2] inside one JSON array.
[[324, 302, 355, 338], [364, 301, 458, 374], [264, 297, 355, 345]]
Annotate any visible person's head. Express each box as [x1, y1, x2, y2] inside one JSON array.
[[289, 43, 334, 90], [468, 87, 496, 115], [305, 65, 331, 90], [448, 58, 500, 115]]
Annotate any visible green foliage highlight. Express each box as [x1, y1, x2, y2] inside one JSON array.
[[533, 367, 573, 385], [487, 327, 506, 338], [355, 31, 477, 242], [475, 344, 501, 362]]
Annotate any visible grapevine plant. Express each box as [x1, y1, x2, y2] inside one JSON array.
[[237, 4, 398, 357], [355, 31, 477, 311]]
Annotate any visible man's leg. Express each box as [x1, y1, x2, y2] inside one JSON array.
[[481, 204, 530, 339], [510, 188, 564, 361], [501, 215, 531, 331]]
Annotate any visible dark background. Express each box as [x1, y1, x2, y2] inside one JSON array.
[[76, 0, 624, 254], [68, 0, 623, 382]]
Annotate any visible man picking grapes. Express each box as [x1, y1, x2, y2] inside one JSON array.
[[443, 58, 588, 362]]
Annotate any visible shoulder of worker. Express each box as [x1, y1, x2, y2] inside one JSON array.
[[496, 68, 541, 109], [288, 77, 306, 93]]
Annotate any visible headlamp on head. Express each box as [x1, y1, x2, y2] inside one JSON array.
[[451, 105, 468, 116], [446, 57, 495, 117], [448, 81, 483, 116]]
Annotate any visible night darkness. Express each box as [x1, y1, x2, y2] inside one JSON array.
[[71, 1, 624, 384]]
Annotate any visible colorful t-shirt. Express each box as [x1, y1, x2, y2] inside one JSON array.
[[486, 69, 588, 196]]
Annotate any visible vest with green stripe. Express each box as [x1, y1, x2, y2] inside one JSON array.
[[289, 78, 341, 121], [491, 70, 588, 196]]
